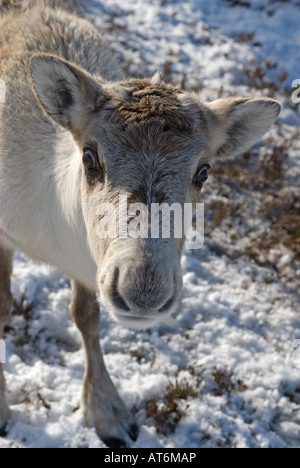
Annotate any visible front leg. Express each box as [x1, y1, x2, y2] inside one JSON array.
[[0, 246, 13, 435], [70, 281, 138, 448]]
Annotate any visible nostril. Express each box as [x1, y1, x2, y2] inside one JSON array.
[[158, 295, 176, 314], [111, 268, 130, 312], [113, 289, 131, 312]]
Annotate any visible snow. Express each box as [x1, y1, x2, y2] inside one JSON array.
[[1, 0, 300, 449]]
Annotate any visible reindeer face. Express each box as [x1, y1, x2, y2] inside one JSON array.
[[30, 55, 281, 329]]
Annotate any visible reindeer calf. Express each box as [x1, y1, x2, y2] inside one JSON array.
[[0, 0, 280, 447]]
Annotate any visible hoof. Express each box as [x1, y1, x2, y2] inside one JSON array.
[[102, 424, 139, 448], [129, 424, 139, 442], [103, 437, 129, 448], [0, 421, 8, 438]]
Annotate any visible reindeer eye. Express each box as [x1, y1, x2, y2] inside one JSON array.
[[83, 148, 97, 172], [195, 164, 211, 188]]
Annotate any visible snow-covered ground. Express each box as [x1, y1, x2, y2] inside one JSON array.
[[1, 0, 300, 448]]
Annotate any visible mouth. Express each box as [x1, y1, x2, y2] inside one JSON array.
[[112, 313, 161, 330], [100, 295, 179, 330]]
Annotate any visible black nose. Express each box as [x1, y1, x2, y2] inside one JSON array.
[[110, 268, 130, 312], [158, 295, 176, 313], [109, 266, 177, 315]]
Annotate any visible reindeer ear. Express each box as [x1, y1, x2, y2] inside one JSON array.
[[204, 97, 281, 161], [30, 54, 106, 133]]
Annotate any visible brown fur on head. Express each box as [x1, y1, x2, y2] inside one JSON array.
[[102, 78, 206, 166], [110, 78, 194, 128], [30, 54, 281, 329]]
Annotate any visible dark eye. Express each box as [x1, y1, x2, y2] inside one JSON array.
[[195, 164, 211, 188], [83, 148, 97, 172]]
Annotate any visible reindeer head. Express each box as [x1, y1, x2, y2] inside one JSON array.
[[30, 55, 281, 329]]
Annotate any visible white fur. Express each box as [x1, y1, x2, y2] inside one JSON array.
[[0, 1, 281, 447]]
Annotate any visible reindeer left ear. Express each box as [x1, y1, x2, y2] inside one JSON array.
[[204, 97, 281, 161], [30, 54, 107, 133]]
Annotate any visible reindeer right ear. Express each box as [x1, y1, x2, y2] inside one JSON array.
[[204, 97, 281, 162], [30, 54, 107, 132]]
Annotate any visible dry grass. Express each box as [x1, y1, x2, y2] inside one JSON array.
[[146, 380, 198, 435], [259, 193, 300, 262], [12, 290, 37, 320], [205, 123, 300, 285], [212, 369, 248, 396], [244, 59, 279, 93]]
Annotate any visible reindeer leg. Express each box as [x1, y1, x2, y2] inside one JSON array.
[[70, 280, 138, 448], [0, 246, 13, 435]]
